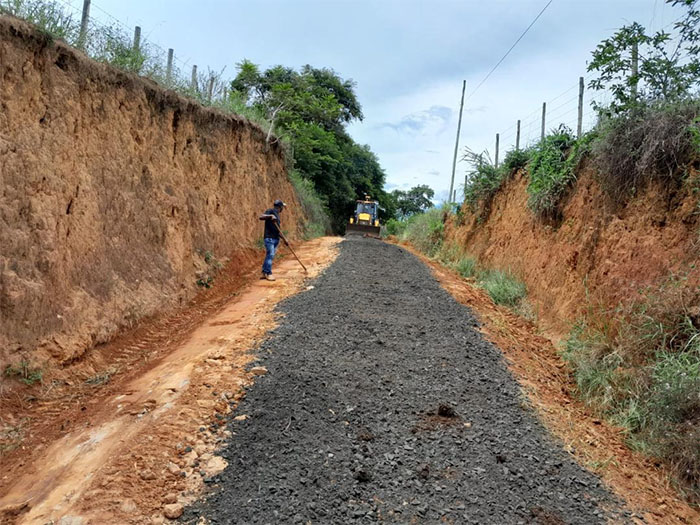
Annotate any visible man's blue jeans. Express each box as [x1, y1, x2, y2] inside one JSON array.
[[262, 238, 279, 275]]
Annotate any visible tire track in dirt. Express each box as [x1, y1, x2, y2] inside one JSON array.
[[0, 237, 340, 524], [187, 237, 630, 524]]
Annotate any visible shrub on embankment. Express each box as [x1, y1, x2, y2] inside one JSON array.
[[563, 279, 700, 501], [463, 102, 699, 222]]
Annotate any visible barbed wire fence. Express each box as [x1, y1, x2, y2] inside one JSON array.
[[1, 0, 241, 108], [451, 9, 688, 202]]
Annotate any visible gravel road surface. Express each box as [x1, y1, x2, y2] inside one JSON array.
[[186, 237, 626, 524]]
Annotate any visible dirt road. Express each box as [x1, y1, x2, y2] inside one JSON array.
[[0, 238, 340, 524], [186, 237, 630, 524]]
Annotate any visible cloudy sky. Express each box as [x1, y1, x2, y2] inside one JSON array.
[[64, 0, 682, 200]]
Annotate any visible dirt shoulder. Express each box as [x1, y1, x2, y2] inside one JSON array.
[[0, 236, 340, 525], [398, 240, 699, 524]]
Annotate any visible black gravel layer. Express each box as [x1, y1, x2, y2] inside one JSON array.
[[186, 238, 627, 524]]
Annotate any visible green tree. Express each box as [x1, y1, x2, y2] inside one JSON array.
[[588, 0, 700, 115], [392, 185, 435, 218], [230, 61, 389, 232]]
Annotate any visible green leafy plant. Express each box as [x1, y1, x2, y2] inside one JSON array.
[[4, 360, 43, 385], [399, 207, 446, 257], [527, 126, 578, 218], [479, 269, 527, 307], [196, 276, 213, 288], [289, 170, 331, 239], [587, 1, 700, 116], [502, 147, 532, 173], [462, 148, 505, 211]]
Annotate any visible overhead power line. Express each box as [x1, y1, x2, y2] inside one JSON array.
[[465, 0, 554, 103]]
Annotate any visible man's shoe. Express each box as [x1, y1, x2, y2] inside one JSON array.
[[265, 274, 276, 281], [261, 272, 267, 280]]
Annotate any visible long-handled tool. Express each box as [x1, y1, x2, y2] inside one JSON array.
[[271, 221, 308, 273]]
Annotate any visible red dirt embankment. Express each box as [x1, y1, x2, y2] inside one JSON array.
[[0, 16, 301, 370], [446, 164, 700, 338]]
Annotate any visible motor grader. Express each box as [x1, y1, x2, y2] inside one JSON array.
[[347, 196, 381, 237]]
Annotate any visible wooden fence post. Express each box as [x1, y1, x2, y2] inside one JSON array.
[[495, 133, 500, 169], [516, 120, 521, 151], [207, 76, 215, 102], [541, 102, 546, 141], [191, 65, 198, 92], [166, 49, 174, 83], [577, 76, 584, 138], [78, 0, 91, 50], [133, 26, 141, 53]]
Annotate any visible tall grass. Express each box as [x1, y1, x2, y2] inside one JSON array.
[[431, 241, 527, 308], [563, 278, 700, 501], [399, 207, 446, 257], [289, 171, 331, 239]]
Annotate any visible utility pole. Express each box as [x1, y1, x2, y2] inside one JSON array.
[[540, 102, 546, 141], [78, 0, 91, 50], [577, 76, 584, 138], [515, 120, 521, 151], [449, 80, 466, 205]]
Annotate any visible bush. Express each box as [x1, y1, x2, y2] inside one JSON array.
[[592, 100, 700, 204], [563, 278, 700, 500], [384, 218, 406, 237], [289, 171, 331, 239], [463, 149, 505, 210], [527, 126, 578, 218], [400, 207, 446, 257], [502, 147, 532, 173], [479, 269, 527, 307], [456, 257, 478, 278]]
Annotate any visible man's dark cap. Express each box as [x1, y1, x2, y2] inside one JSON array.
[[274, 199, 287, 207]]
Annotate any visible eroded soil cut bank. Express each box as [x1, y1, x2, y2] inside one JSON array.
[[445, 166, 700, 338], [0, 15, 301, 372]]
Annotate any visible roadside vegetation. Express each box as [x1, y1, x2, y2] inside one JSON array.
[[394, 207, 528, 310], [456, 0, 700, 501], [563, 277, 700, 501], [3, 360, 42, 385]]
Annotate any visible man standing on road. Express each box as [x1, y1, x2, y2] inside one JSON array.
[[259, 199, 287, 281]]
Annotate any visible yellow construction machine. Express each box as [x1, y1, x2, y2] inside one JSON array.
[[347, 195, 381, 237]]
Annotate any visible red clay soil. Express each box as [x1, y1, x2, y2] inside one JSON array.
[[445, 165, 700, 339], [0, 237, 340, 524], [0, 14, 302, 372], [401, 242, 700, 524]]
